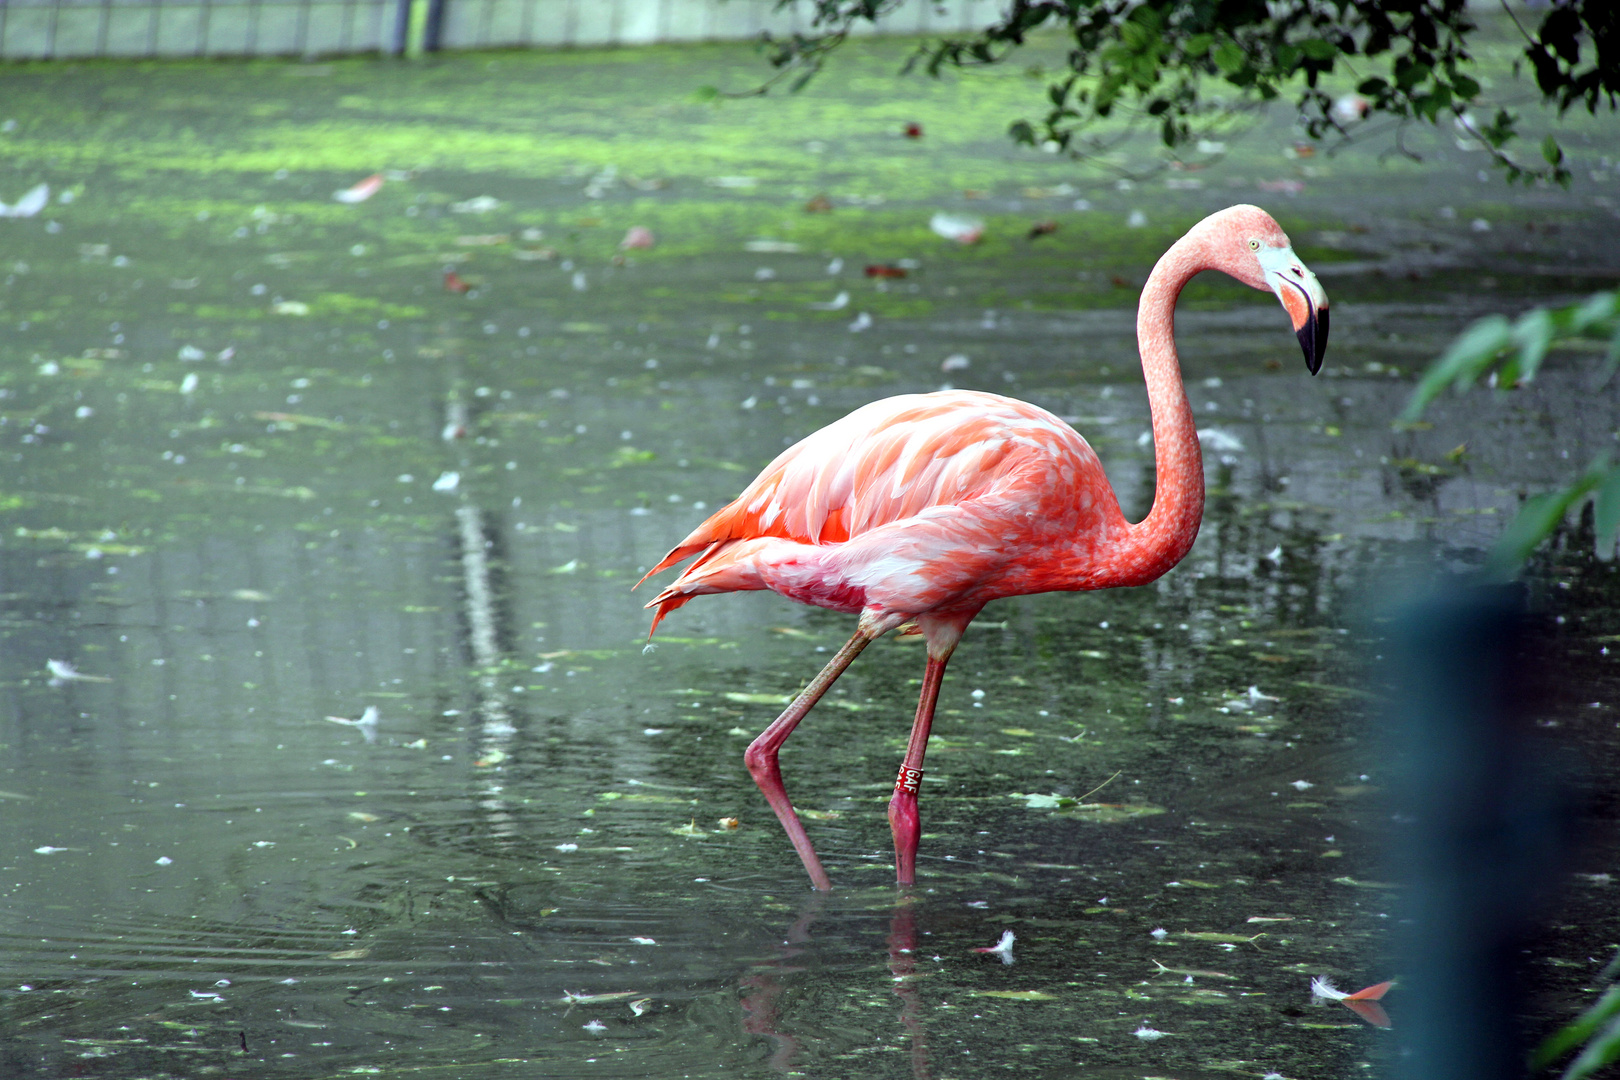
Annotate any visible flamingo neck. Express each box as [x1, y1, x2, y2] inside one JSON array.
[[1114, 232, 1209, 584]]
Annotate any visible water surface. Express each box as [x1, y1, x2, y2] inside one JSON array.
[[1, 37, 1619, 1079]]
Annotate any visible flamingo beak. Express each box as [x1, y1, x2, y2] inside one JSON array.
[[1261, 248, 1329, 375], [1290, 287, 1328, 376]]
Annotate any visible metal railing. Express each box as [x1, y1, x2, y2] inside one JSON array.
[[0, 0, 1001, 60]]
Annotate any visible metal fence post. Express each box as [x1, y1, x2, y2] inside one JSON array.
[[423, 0, 444, 52], [391, 0, 409, 54], [1386, 582, 1577, 1080]]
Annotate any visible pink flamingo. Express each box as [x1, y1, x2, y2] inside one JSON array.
[[638, 205, 1329, 891]]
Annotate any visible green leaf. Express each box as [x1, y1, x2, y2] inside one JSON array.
[[1594, 464, 1620, 550], [1533, 985, 1620, 1071], [1402, 315, 1512, 420], [1569, 291, 1617, 334], [1301, 38, 1338, 61], [1213, 41, 1245, 75], [1511, 307, 1557, 382], [1484, 489, 1584, 580], [1484, 455, 1614, 580], [1563, 1012, 1620, 1080], [1543, 135, 1565, 165]]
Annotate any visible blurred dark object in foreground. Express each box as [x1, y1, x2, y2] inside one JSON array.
[[1387, 582, 1578, 1080]]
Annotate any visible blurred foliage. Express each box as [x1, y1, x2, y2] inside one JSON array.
[[753, 0, 1616, 183], [1403, 292, 1620, 578], [1533, 949, 1620, 1079]]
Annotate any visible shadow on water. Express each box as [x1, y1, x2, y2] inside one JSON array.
[[0, 30, 1618, 1080]]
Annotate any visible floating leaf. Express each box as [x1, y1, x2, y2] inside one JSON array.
[[974, 989, 1056, 1001]]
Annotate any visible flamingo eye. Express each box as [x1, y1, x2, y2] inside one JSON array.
[[1248, 239, 1261, 251]]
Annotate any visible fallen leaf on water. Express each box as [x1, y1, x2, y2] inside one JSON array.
[[251, 410, 349, 430], [1180, 931, 1266, 945], [444, 271, 470, 293], [1151, 960, 1236, 980], [974, 990, 1054, 1001], [865, 264, 907, 279], [562, 990, 641, 1005], [804, 194, 833, 213], [328, 948, 370, 959], [725, 691, 792, 705]]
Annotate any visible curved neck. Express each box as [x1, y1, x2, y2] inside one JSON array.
[[1114, 233, 1208, 584]]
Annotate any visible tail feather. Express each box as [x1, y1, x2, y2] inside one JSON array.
[[644, 591, 696, 638], [634, 541, 712, 590], [1344, 981, 1392, 1001], [640, 539, 771, 638]]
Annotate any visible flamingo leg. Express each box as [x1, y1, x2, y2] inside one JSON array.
[[744, 630, 873, 891], [889, 652, 951, 886]]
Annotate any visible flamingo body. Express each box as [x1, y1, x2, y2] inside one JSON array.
[[639, 205, 1330, 891], [645, 390, 1191, 636]]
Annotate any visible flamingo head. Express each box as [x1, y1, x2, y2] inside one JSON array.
[[1205, 205, 1331, 375]]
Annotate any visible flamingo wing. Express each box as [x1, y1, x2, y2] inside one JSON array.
[[638, 391, 1119, 631]]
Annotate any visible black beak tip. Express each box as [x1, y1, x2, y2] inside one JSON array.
[[1298, 305, 1328, 376]]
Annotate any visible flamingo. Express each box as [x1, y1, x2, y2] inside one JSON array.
[[638, 204, 1329, 891]]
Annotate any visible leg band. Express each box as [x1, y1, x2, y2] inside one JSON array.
[[895, 765, 923, 795]]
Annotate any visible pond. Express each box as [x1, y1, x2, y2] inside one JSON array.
[[1, 34, 1618, 1079]]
